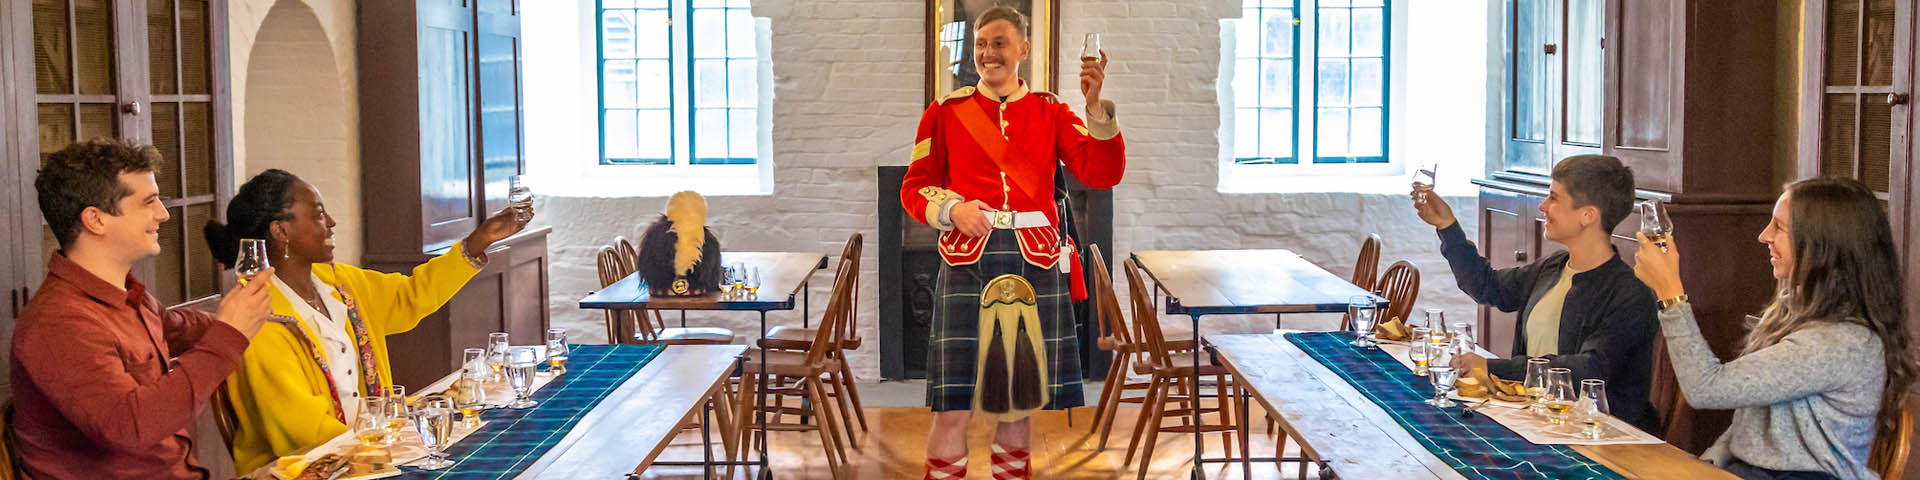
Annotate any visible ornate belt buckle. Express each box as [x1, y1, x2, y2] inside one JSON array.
[[990, 210, 1015, 229]]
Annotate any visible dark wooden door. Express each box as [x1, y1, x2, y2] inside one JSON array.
[[417, 0, 481, 250], [1480, 188, 1528, 357], [475, 0, 522, 214]]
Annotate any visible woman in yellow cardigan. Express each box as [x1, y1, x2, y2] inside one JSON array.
[[203, 169, 531, 472]]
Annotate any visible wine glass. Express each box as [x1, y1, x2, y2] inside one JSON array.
[[731, 262, 747, 293], [383, 385, 410, 432], [412, 397, 456, 470], [1080, 33, 1101, 63], [457, 350, 489, 428], [1347, 295, 1378, 348], [234, 238, 269, 285], [1411, 163, 1439, 205], [486, 332, 510, 383], [744, 266, 761, 296], [1542, 368, 1576, 426], [508, 175, 534, 223], [717, 264, 737, 296], [1409, 326, 1433, 376], [506, 347, 539, 408], [1577, 379, 1612, 439], [353, 397, 391, 447], [545, 328, 570, 375], [1523, 357, 1552, 416], [1638, 200, 1674, 251]]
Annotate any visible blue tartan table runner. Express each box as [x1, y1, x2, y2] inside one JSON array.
[[403, 344, 666, 479], [1284, 332, 1625, 480]]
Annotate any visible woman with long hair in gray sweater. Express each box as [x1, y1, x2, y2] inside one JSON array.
[[1634, 177, 1914, 480]]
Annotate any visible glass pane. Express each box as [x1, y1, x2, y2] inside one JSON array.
[[1317, 108, 1349, 157], [602, 60, 637, 108], [156, 207, 184, 305], [33, 0, 73, 94], [1826, 0, 1860, 86], [1233, 59, 1257, 108], [604, 109, 638, 158], [1565, 0, 1604, 145], [1260, 59, 1290, 107], [1821, 94, 1858, 180], [1512, 0, 1544, 141], [151, 102, 180, 197], [1262, 8, 1293, 58], [1235, 107, 1259, 158], [38, 104, 75, 164], [1350, 58, 1382, 106], [694, 59, 725, 107], [184, 103, 212, 197], [603, 0, 634, 7], [692, 0, 722, 6], [1350, 107, 1382, 156], [635, 59, 670, 108], [1261, 108, 1292, 159], [727, 9, 755, 58], [693, 9, 723, 58], [75, 0, 115, 95], [728, 59, 756, 108], [635, 9, 669, 59], [1237, 12, 1258, 57], [1861, 95, 1891, 192], [78, 102, 116, 140], [1317, 59, 1349, 106], [1351, 8, 1384, 57], [148, 0, 177, 94], [1322, 0, 1350, 7], [1317, 8, 1350, 57], [181, 0, 209, 94], [601, 10, 636, 58], [186, 203, 216, 299], [1353, 0, 1384, 6], [693, 108, 725, 158], [728, 108, 756, 159], [1865, 0, 1895, 86], [635, 109, 671, 159], [726, 0, 747, 7]]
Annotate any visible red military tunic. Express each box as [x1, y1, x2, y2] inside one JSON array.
[[900, 81, 1126, 300]]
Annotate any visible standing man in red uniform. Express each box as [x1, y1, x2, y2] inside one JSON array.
[[900, 6, 1126, 479]]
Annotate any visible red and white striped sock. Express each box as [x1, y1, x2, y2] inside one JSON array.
[[990, 443, 1032, 480], [924, 453, 968, 480]]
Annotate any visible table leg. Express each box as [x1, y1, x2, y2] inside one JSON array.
[[702, 394, 715, 480], [758, 309, 772, 480], [802, 280, 811, 328], [1191, 313, 1205, 480]]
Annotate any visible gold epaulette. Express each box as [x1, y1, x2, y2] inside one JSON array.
[[939, 86, 977, 105]]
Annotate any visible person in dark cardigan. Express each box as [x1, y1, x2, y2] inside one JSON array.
[[1409, 154, 1659, 433]]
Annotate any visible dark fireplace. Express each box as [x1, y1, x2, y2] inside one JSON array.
[[877, 166, 1114, 380]]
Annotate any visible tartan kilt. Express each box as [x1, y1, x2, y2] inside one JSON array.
[[926, 230, 1084, 412]]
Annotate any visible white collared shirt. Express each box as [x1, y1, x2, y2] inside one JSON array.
[[271, 273, 363, 422]]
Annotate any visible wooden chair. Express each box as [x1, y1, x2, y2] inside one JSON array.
[[760, 233, 869, 435], [1351, 233, 1383, 292], [1340, 260, 1418, 330], [1871, 398, 1915, 480], [1121, 257, 1242, 479], [594, 245, 735, 345], [728, 257, 859, 479], [1085, 244, 1194, 450], [614, 235, 639, 273]]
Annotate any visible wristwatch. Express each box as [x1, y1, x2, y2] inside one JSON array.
[[1658, 294, 1689, 311]]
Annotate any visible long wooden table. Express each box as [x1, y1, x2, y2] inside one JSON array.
[[1131, 249, 1386, 479], [1208, 333, 1737, 479], [520, 345, 747, 477], [577, 251, 830, 478]]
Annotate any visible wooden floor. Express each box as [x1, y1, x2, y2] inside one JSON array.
[[636, 405, 1323, 479]]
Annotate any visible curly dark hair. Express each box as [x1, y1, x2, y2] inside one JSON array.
[[34, 137, 162, 249], [204, 169, 301, 268]]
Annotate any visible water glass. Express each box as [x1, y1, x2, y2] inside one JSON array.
[[412, 397, 456, 470], [1409, 327, 1433, 376], [508, 175, 534, 223], [545, 328, 570, 375], [1425, 345, 1457, 407], [1523, 357, 1552, 416], [1543, 368, 1576, 425], [506, 347, 539, 408], [1577, 379, 1612, 439], [1347, 295, 1378, 348]]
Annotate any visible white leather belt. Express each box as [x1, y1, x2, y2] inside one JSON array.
[[986, 210, 1050, 229]]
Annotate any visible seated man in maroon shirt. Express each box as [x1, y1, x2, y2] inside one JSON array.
[[13, 138, 274, 479]]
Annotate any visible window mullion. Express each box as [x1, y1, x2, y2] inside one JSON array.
[[673, 0, 693, 166]]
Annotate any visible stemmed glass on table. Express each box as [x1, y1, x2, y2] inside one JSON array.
[[457, 348, 489, 428], [1523, 357, 1552, 416], [506, 347, 539, 408], [1542, 367, 1576, 426], [412, 396, 456, 470], [486, 332, 510, 383], [545, 328, 571, 375], [1425, 337, 1459, 407], [1347, 295, 1379, 348], [1575, 379, 1612, 439]]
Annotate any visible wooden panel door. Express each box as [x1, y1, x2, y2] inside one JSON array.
[[1480, 191, 1527, 357], [1504, 0, 1552, 174], [1604, 0, 1683, 193]]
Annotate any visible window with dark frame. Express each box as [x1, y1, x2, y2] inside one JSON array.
[[1233, 0, 1389, 166], [598, 0, 760, 166]]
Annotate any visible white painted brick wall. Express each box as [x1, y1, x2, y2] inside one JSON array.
[[532, 0, 1488, 383]]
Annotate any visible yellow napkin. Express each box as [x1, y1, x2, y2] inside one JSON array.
[[1373, 316, 1411, 342], [1455, 366, 1530, 402]]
